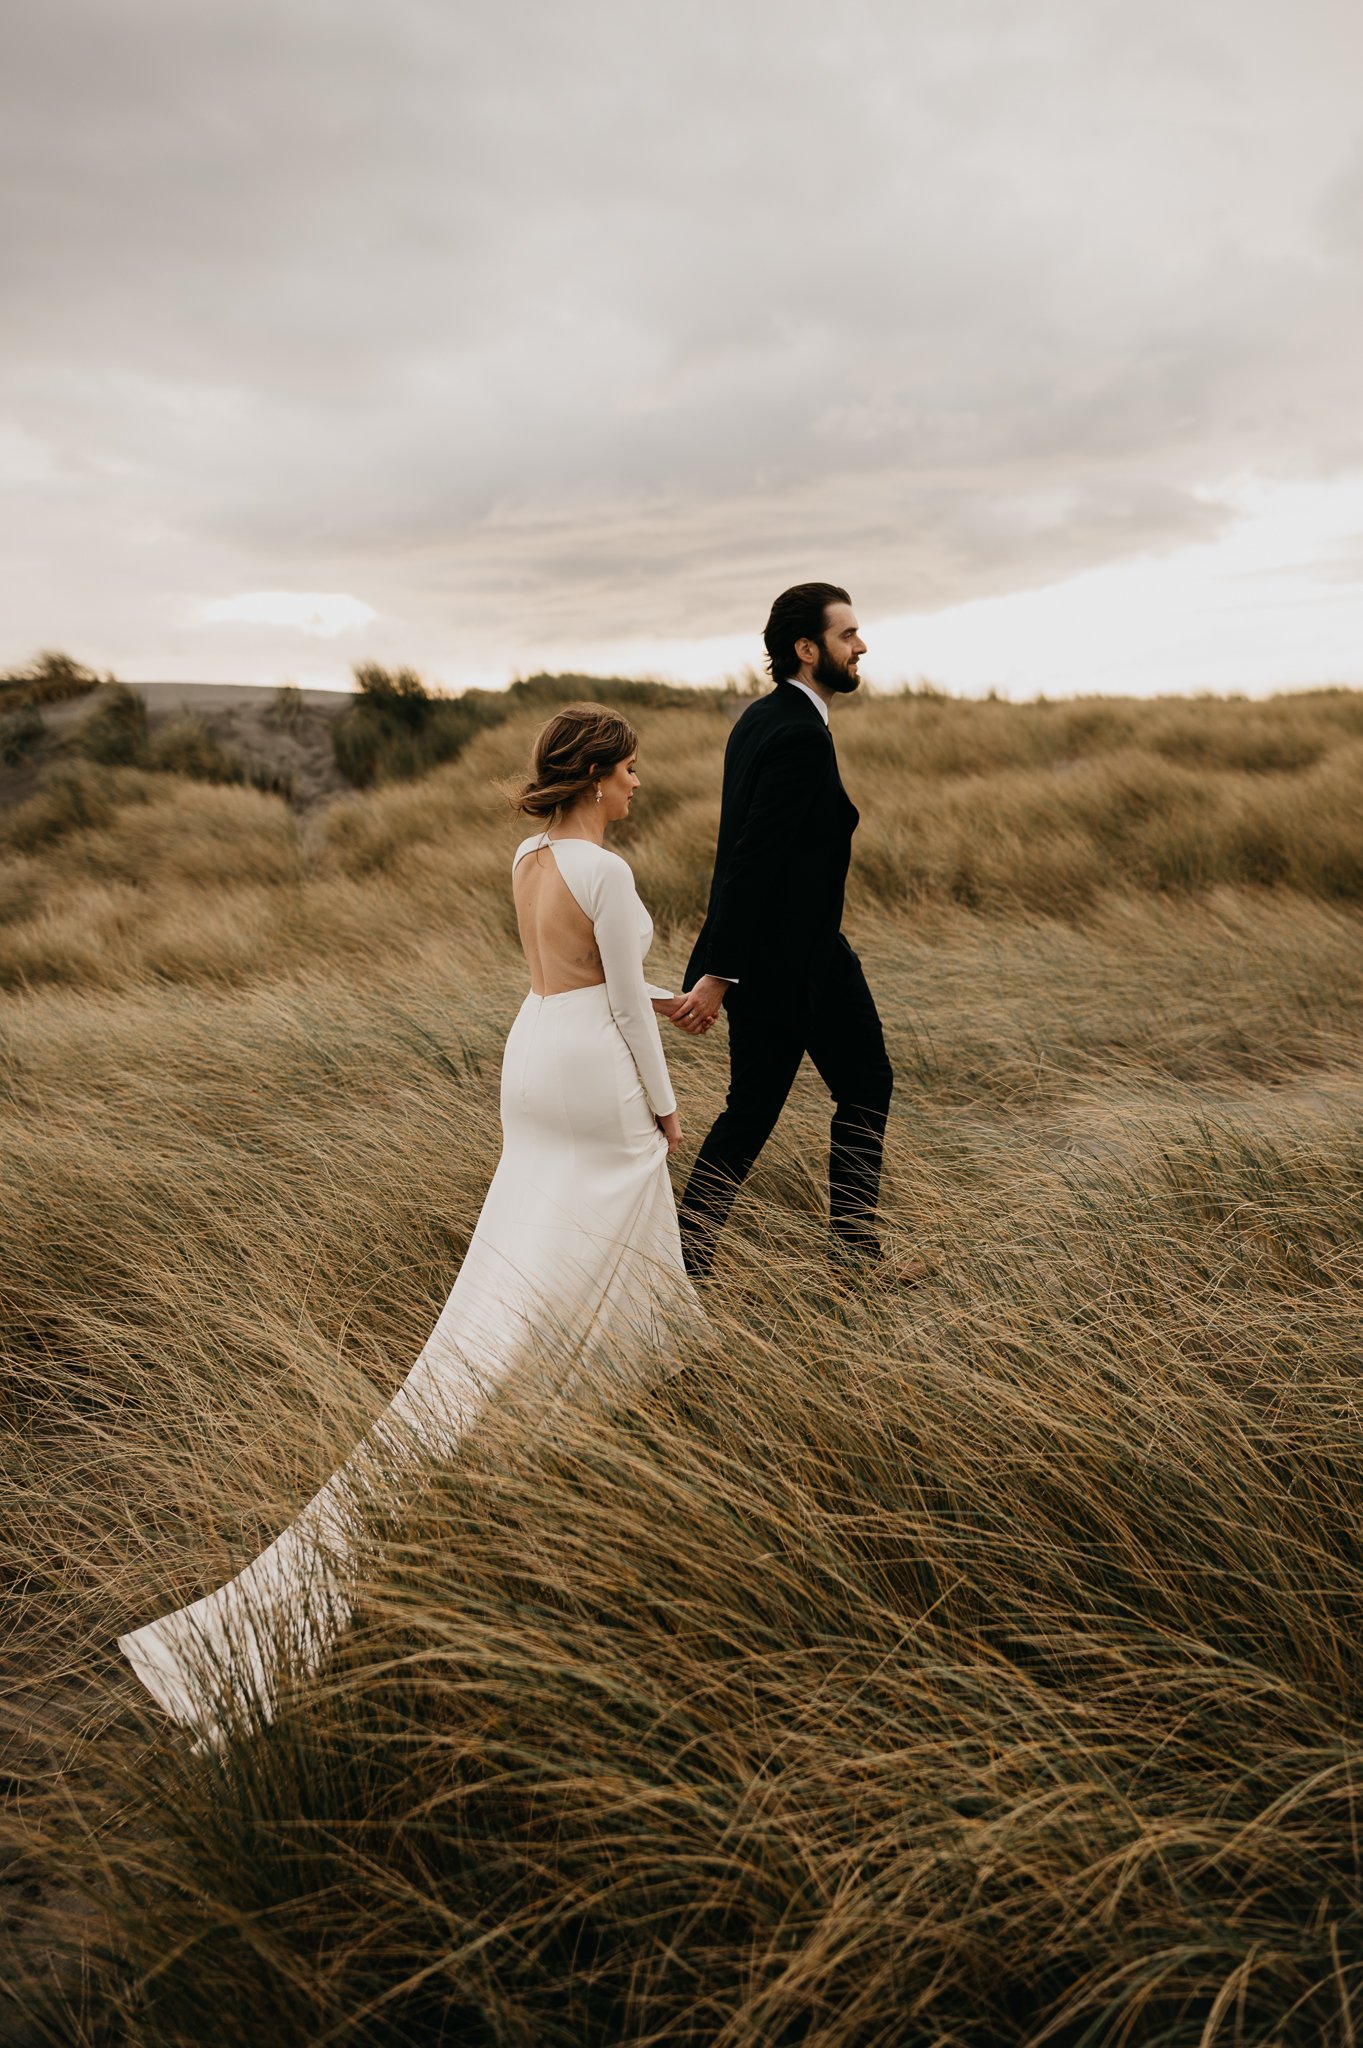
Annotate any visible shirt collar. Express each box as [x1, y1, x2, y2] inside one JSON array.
[[785, 677, 830, 725]]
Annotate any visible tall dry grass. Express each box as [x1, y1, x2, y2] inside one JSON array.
[[3, 686, 1363, 2044]]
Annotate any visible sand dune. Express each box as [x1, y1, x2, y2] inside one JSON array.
[[5, 679, 355, 813]]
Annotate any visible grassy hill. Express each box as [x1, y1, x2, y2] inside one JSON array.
[[4, 683, 1363, 2045], [0, 674, 354, 826]]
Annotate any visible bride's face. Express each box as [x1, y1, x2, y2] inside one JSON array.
[[597, 753, 640, 822]]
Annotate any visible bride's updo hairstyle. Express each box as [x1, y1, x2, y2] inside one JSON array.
[[511, 702, 640, 822]]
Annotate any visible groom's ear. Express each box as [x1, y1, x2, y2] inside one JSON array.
[[794, 635, 820, 669]]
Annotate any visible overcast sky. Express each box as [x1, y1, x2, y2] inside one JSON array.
[[3, 0, 1363, 695]]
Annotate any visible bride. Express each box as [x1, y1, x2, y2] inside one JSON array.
[[119, 702, 703, 1736]]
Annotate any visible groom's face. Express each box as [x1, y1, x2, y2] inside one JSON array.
[[812, 602, 866, 694]]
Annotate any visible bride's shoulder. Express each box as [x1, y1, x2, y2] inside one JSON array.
[[596, 843, 639, 885], [518, 836, 635, 895], [511, 831, 552, 874], [554, 838, 631, 874], [562, 840, 639, 905]]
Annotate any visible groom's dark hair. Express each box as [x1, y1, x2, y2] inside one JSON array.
[[763, 582, 851, 682]]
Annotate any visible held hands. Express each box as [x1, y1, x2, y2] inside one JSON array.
[[657, 1111, 682, 1155], [669, 974, 728, 1036]]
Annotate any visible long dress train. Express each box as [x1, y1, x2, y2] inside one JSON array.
[[119, 832, 696, 1735]]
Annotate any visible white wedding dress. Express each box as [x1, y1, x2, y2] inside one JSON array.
[[119, 832, 695, 1735]]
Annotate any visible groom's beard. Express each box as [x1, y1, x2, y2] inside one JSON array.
[[814, 643, 861, 695]]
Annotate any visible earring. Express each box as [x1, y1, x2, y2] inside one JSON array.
[[595, 784, 603, 805]]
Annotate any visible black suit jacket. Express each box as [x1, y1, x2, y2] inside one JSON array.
[[684, 681, 860, 999]]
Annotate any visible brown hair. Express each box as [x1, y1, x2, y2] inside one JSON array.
[[510, 702, 640, 821], [763, 581, 851, 681]]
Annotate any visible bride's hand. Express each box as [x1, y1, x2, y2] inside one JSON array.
[[670, 974, 726, 1035], [657, 1111, 682, 1155]]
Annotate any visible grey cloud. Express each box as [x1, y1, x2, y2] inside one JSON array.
[[3, 0, 1363, 679]]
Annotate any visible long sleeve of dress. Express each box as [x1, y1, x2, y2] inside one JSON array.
[[587, 851, 676, 1117], [543, 840, 676, 1117]]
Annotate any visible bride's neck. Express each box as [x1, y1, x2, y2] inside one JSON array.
[[547, 802, 605, 846]]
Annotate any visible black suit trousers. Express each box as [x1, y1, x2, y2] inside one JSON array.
[[678, 941, 894, 1274]]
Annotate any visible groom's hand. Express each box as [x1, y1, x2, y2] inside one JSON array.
[[670, 974, 729, 1035]]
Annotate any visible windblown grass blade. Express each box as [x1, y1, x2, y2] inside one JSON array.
[[4, 684, 1363, 2043]]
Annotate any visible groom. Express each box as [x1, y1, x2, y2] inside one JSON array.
[[671, 582, 901, 1278]]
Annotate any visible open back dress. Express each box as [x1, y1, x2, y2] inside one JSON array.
[[119, 832, 694, 1735]]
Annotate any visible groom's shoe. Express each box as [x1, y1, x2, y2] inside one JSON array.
[[830, 1231, 933, 1289]]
